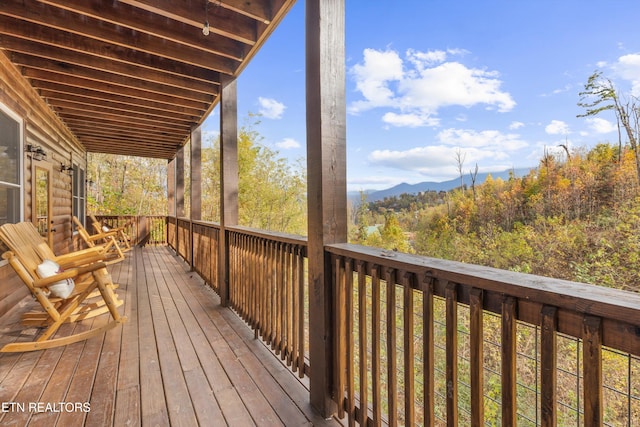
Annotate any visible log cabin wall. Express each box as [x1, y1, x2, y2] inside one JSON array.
[[0, 50, 86, 317]]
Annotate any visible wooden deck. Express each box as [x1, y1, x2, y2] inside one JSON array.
[[0, 246, 339, 426]]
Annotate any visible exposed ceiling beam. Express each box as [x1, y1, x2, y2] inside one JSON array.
[[118, 0, 258, 45]]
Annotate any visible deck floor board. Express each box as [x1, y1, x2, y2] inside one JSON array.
[[0, 246, 339, 426]]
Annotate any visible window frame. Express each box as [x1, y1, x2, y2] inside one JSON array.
[[72, 163, 86, 229], [0, 101, 24, 225]]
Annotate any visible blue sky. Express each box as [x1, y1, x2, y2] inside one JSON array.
[[203, 1, 640, 192]]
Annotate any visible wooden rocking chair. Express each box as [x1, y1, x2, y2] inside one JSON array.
[[0, 222, 127, 352], [90, 214, 132, 251], [72, 216, 125, 264]]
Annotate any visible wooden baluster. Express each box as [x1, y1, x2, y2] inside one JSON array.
[[275, 242, 282, 354], [386, 268, 397, 425], [541, 306, 557, 427], [335, 255, 346, 418], [286, 244, 293, 366], [371, 265, 382, 426], [292, 245, 300, 373], [423, 276, 435, 426], [357, 261, 368, 426], [502, 296, 517, 426], [470, 288, 484, 427], [403, 272, 415, 426], [345, 259, 354, 425], [445, 282, 458, 426], [583, 315, 602, 427], [297, 245, 305, 378]]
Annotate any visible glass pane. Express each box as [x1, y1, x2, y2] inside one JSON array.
[[0, 109, 20, 185], [0, 185, 20, 225], [35, 168, 48, 236]]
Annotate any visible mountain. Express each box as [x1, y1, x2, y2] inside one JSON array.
[[349, 167, 533, 204]]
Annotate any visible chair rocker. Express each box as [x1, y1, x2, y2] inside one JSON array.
[[90, 214, 132, 252], [1, 250, 126, 352], [73, 216, 126, 264], [0, 222, 125, 343]]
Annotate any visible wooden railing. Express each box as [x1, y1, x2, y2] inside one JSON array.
[[93, 215, 166, 246], [227, 226, 308, 377], [326, 243, 640, 426], [161, 216, 640, 425]]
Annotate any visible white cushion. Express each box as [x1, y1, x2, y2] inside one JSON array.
[[36, 259, 75, 299], [102, 226, 110, 232]]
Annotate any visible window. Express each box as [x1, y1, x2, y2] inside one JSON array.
[[0, 104, 23, 226], [72, 164, 86, 227]]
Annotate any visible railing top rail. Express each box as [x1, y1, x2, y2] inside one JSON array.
[[226, 225, 307, 246], [168, 216, 307, 246], [191, 219, 221, 229], [326, 242, 640, 327]]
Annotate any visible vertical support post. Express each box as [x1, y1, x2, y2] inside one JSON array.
[[167, 157, 176, 251], [219, 75, 238, 307], [190, 126, 202, 271], [175, 147, 185, 254], [175, 147, 185, 218], [167, 158, 175, 217], [306, 0, 346, 417], [191, 125, 202, 221]]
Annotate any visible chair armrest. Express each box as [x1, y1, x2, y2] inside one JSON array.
[[34, 262, 107, 288], [54, 248, 107, 268], [87, 230, 119, 240]]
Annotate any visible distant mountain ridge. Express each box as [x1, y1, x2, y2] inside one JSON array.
[[350, 167, 533, 203]]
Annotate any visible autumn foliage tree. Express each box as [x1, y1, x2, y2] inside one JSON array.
[[89, 118, 307, 236]]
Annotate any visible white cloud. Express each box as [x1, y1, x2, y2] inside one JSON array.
[[258, 97, 286, 119], [350, 48, 403, 110], [545, 120, 570, 135], [367, 128, 527, 178], [349, 47, 515, 126], [613, 53, 640, 96], [437, 128, 528, 151], [586, 117, 616, 134], [382, 112, 439, 128], [509, 121, 524, 130], [275, 138, 301, 149]]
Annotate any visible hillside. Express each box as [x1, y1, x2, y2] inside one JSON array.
[[350, 167, 533, 203]]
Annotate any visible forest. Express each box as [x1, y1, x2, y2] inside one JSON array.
[[353, 142, 640, 291]]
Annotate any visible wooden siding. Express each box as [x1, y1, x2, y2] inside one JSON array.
[[0, 50, 85, 317]]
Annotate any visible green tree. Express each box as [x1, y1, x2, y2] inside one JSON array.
[[87, 153, 167, 215]]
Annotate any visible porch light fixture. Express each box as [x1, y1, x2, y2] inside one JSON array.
[[202, 0, 210, 35], [25, 144, 47, 161], [60, 163, 74, 175]]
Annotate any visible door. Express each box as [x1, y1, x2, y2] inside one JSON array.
[[32, 163, 54, 248]]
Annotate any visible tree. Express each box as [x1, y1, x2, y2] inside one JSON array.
[[200, 119, 307, 235], [578, 71, 640, 182], [454, 148, 466, 190]]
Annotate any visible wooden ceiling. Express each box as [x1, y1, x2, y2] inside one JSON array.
[[0, 0, 296, 159]]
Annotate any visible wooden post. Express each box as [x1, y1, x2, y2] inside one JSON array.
[[167, 157, 175, 217], [190, 125, 202, 221], [219, 75, 238, 307], [175, 147, 184, 253], [175, 146, 184, 218], [306, 0, 346, 417], [190, 126, 202, 271]]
